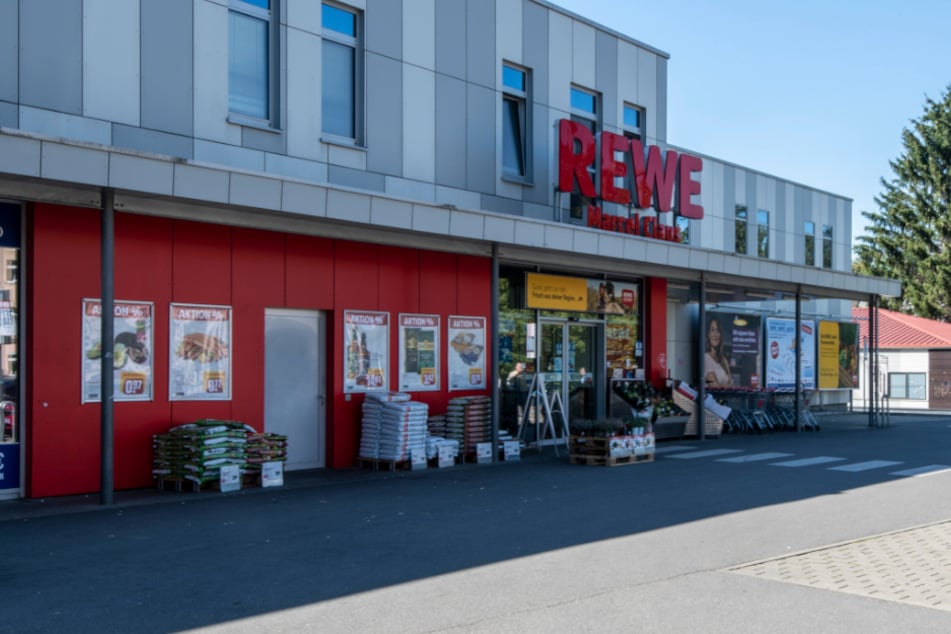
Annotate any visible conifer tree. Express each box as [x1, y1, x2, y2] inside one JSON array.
[[855, 85, 951, 320]]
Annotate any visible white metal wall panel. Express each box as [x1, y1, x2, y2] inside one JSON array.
[[286, 0, 321, 34], [83, 0, 140, 126], [571, 20, 596, 89], [286, 28, 323, 161], [403, 0, 436, 70], [617, 41, 640, 117], [194, 1, 240, 145], [637, 49, 657, 142], [19, 106, 112, 146], [496, 0, 522, 65], [402, 65, 436, 182]]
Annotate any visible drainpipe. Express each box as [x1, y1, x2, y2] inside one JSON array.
[[101, 189, 115, 505], [490, 243, 500, 462]]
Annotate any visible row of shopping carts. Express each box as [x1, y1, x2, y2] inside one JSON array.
[[710, 388, 820, 434]]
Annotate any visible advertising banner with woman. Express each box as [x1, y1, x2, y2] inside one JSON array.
[[169, 303, 232, 400], [82, 299, 154, 403], [703, 312, 762, 388]]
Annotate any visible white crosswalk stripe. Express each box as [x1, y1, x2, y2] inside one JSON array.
[[829, 460, 903, 472], [718, 452, 793, 463], [889, 464, 951, 477], [667, 449, 744, 459], [770, 456, 845, 467]]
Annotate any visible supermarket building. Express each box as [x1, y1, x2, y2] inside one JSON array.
[[0, 0, 898, 499]]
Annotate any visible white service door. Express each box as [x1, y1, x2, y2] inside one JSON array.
[[265, 309, 326, 470]]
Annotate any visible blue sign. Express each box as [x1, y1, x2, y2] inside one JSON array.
[[0, 443, 20, 490]]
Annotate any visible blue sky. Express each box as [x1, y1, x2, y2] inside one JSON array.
[[552, 0, 951, 248]]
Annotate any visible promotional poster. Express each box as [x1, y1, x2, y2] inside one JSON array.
[[343, 310, 389, 393], [398, 313, 440, 391], [702, 312, 762, 389], [82, 299, 154, 403], [169, 303, 232, 401], [765, 318, 816, 389], [448, 315, 486, 391]]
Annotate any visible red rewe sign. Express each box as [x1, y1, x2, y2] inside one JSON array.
[[557, 119, 704, 220]]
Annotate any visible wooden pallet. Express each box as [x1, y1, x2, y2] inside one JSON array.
[[154, 474, 259, 492], [359, 458, 412, 472], [569, 452, 654, 466]]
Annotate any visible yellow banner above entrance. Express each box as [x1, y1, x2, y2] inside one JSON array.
[[526, 273, 588, 311]]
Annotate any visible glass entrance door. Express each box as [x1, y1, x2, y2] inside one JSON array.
[[538, 319, 604, 439]]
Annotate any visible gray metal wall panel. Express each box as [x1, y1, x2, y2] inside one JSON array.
[[596, 31, 617, 130], [722, 165, 735, 249], [242, 127, 285, 155], [366, 52, 402, 177], [656, 57, 667, 142], [434, 74, 466, 189], [366, 0, 401, 59], [19, 0, 82, 114], [466, 84, 495, 193], [328, 164, 385, 192], [481, 193, 523, 216], [522, 1, 549, 206], [0, 1, 17, 102], [775, 181, 786, 261], [112, 124, 194, 159], [0, 101, 16, 128], [141, 0, 194, 136], [465, 0, 494, 89], [435, 0, 466, 79], [522, 0, 548, 108]]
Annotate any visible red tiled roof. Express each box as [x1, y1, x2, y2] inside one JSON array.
[[852, 306, 951, 349]]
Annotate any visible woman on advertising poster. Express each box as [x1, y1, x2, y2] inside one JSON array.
[[704, 316, 734, 387]]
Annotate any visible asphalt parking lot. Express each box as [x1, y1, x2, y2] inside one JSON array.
[[3, 412, 951, 633]]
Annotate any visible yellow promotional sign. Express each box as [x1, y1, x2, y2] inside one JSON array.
[[817, 320, 840, 389], [526, 273, 588, 311]]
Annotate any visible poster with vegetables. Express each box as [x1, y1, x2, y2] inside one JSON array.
[[448, 315, 486, 391], [169, 303, 232, 401], [344, 310, 389, 393], [398, 314, 439, 392], [82, 299, 153, 403]]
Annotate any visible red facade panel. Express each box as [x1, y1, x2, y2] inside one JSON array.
[[26, 205, 493, 495]]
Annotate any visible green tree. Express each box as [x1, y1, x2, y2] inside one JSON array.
[[855, 85, 951, 320]]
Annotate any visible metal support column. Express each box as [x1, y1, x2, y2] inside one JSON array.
[[697, 274, 706, 441], [100, 188, 115, 505], [794, 287, 802, 432], [490, 243, 500, 461]]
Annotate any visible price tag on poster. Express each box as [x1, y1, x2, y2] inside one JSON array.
[[503, 440, 521, 461], [344, 310, 390, 393], [448, 315, 486, 391], [438, 444, 455, 468], [261, 461, 284, 487], [219, 464, 241, 492], [169, 304, 232, 401], [398, 314, 440, 392], [81, 299, 154, 403], [476, 442, 493, 464]]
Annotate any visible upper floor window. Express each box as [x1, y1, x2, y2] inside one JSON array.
[[804, 221, 816, 266], [502, 63, 531, 180], [322, 2, 363, 142], [229, 0, 274, 122], [5, 258, 16, 284], [676, 216, 690, 245], [757, 209, 770, 258], [735, 205, 748, 254], [569, 86, 600, 220], [822, 224, 833, 268], [622, 103, 644, 140]]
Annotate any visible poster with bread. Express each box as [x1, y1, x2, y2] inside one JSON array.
[[81, 299, 154, 403], [448, 315, 486, 391], [169, 303, 232, 400]]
